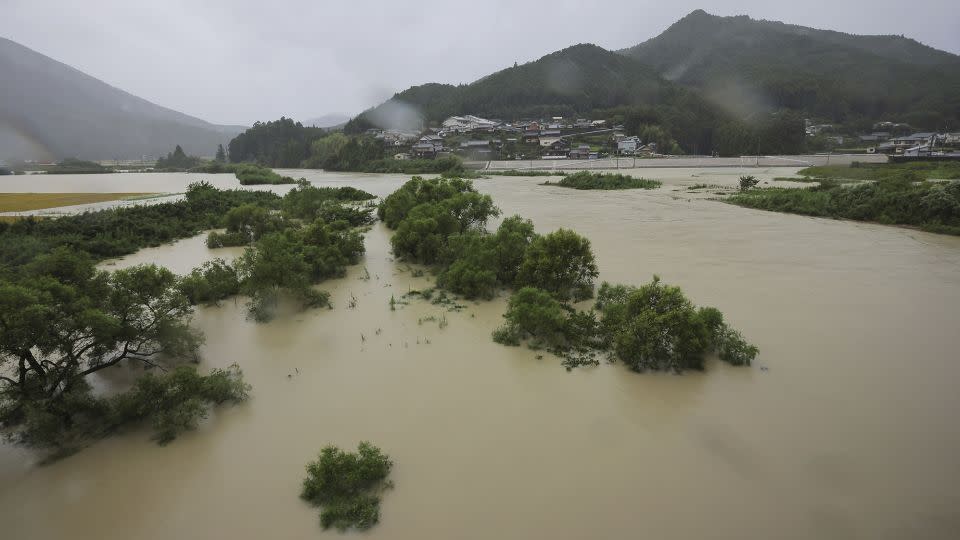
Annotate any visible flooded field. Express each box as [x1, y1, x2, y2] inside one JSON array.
[[2, 169, 960, 539]]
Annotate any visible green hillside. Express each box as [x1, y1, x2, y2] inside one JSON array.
[[345, 44, 732, 152], [621, 10, 960, 129]]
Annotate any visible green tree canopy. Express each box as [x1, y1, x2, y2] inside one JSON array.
[[515, 229, 598, 301]]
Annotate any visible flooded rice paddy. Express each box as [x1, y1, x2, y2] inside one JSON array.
[[1, 168, 959, 539]]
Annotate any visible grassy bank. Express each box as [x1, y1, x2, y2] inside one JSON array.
[[346, 157, 465, 175], [543, 171, 661, 190], [796, 161, 960, 182], [727, 178, 960, 235], [0, 193, 157, 212]]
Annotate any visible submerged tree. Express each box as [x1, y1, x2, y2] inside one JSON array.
[[515, 228, 598, 301], [301, 442, 394, 531], [0, 248, 249, 455], [595, 277, 758, 372]]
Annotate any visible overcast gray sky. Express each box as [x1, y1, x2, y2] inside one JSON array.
[[3, 0, 958, 126]]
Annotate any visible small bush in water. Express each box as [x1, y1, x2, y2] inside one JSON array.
[[301, 442, 394, 531]]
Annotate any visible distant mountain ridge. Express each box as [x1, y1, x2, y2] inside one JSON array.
[[349, 10, 959, 139], [0, 37, 244, 160], [620, 10, 960, 127], [347, 44, 724, 132]]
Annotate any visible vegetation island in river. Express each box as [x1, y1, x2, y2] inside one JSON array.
[[543, 171, 661, 190]]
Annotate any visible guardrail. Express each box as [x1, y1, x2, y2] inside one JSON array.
[[468, 154, 888, 171]]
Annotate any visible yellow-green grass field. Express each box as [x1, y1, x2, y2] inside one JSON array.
[[0, 193, 157, 213]]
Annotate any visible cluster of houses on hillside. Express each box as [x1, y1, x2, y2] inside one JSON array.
[[864, 132, 960, 156], [806, 119, 959, 156], [370, 114, 657, 161]]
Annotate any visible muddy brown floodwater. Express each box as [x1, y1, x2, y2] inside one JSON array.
[[2, 168, 960, 539]]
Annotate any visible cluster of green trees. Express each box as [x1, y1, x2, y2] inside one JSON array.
[[155, 145, 202, 170], [492, 278, 757, 372], [231, 163, 296, 185], [379, 177, 599, 301], [0, 182, 282, 265], [199, 182, 374, 320], [228, 117, 329, 167], [151, 144, 295, 184], [379, 177, 757, 371], [0, 182, 373, 456], [728, 170, 960, 235], [613, 105, 806, 157], [233, 223, 363, 322], [226, 121, 466, 173], [714, 111, 807, 156], [301, 442, 393, 531], [0, 246, 250, 458], [207, 182, 375, 248], [546, 171, 662, 190]]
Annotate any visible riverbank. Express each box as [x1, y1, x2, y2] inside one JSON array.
[[0, 192, 158, 213]]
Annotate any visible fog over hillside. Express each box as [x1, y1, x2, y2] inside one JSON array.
[[0, 37, 244, 161]]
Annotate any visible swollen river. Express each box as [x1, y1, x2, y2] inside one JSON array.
[[2, 168, 959, 539]]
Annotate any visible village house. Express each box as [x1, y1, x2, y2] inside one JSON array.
[[877, 132, 939, 154], [568, 145, 592, 159], [441, 115, 499, 133], [617, 136, 641, 155], [541, 138, 570, 157], [458, 140, 492, 159], [411, 135, 444, 159]]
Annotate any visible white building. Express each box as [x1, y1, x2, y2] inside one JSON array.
[[441, 115, 499, 132], [617, 136, 641, 154]]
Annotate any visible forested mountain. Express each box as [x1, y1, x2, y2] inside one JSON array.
[[347, 11, 958, 154], [350, 44, 716, 123], [228, 117, 329, 166], [346, 44, 737, 152], [0, 37, 244, 161], [621, 10, 960, 129]]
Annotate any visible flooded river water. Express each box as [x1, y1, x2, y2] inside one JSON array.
[[2, 169, 959, 539]]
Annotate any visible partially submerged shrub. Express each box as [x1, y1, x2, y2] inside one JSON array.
[[515, 228, 598, 301], [595, 276, 758, 373], [179, 259, 241, 305], [301, 442, 393, 531], [716, 327, 759, 366], [739, 175, 760, 191], [112, 365, 250, 444], [496, 287, 569, 348], [13, 365, 250, 456], [547, 171, 661, 190]]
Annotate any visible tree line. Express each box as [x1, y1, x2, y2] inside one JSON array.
[[378, 177, 758, 371], [728, 165, 960, 235], [0, 182, 375, 458]]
